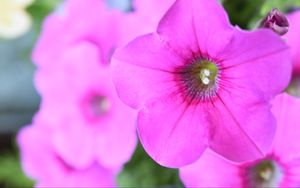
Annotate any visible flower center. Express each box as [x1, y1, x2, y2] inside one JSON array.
[[89, 95, 110, 116], [197, 60, 218, 86], [82, 92, 111, 121], [243, 158, 283, 188], [176, 58, 219, 102]]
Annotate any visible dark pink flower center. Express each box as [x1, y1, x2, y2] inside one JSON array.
[[241, 157, 283, 187], [82, 92, 111, 121], [174, 58, 220, 103], [89, 95, 110, 116]]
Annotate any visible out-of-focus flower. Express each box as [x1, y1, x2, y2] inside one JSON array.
[[118, 0, 175, 46], [132, 0, 174, 28], [17, 121, 116, 187], [180, 93, 300, 187], [259, 8, 289, 36], [19, 0, 138, 185], [111, 0, 292, 167], [35, 41, 137, 171], [33, 0, 123, 67], [0, 0, 34, 39], [285, 10, 300, 75]]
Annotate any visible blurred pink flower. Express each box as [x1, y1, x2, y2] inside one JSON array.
[[285, 10, 300, 75], [117, 0, 174, 47], [35, 41, 137, 171], [132, 0, 174, 29], [111, 0, 291, 167], [33, 0, 123, 67], [180, 93, 300, 187], [17, 121, 116, 187]]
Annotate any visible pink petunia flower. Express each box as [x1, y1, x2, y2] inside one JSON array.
[[35, 41, 137, 171], [179, 93, 300, 187], [285, 10, 300, 75], [18, 120, 116, 187], [111, 0, 292, 167]]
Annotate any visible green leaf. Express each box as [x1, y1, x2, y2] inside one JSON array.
[[117, 143, 184, 187], [0, 152, 34, 188]]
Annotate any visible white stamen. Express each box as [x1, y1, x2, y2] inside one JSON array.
[[203, 69, 210, 76], [202, 77, 210, 85], [200, 69, 211, 85]]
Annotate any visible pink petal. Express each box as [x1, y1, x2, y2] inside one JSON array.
[[94, 91, 138, 169], [137, 95, 207, 167], [208, 88, 276, 162], [271, 93, 300, 162], [206, 28, 291, 162], [17, 125, 66, 183], [180, 149, 242, 187], [220, 28, 291, 100], [285, 11, 300, 75], [157, 0, 233, 58], [133, 0, 175, 27], [62, 163, 116, 187], [33, 0, 122, 67], [111, 33, 182, 109], [95, 112, 137, 170], [53, 121, 96, 169]]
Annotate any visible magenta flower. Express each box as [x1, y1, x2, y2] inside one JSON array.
[[111, 0, 291, 167], [180, 93, 300, 187], [285, 10, 300, 75], [18, 122, 116, 187], [35, 41, 137, 170]]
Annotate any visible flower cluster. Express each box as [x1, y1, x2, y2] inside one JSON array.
[[17, 0, 300, 187]]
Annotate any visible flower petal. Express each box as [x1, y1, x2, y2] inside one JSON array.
[[272, 93, 300, 162], [208, 88, 276, 162], [112, 33, 182, 109], [137, 95, 208, 167], [53, 120, 96, 169], [220, 28, 291, 100], [62, 163, 116, 187], [285, 11, 300, 75], [17, 125, 66, 183], [157, 0, 233, 58], [180, 149, 242, 187]]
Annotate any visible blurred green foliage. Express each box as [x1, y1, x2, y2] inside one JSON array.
[[0, 152, 34, 188], [27, 0, 61, 34], [118, 143, 183, 187], [223, 0, 265, 29]]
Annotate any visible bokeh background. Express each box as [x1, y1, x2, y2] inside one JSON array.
[[0, 0, 299, 187]]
